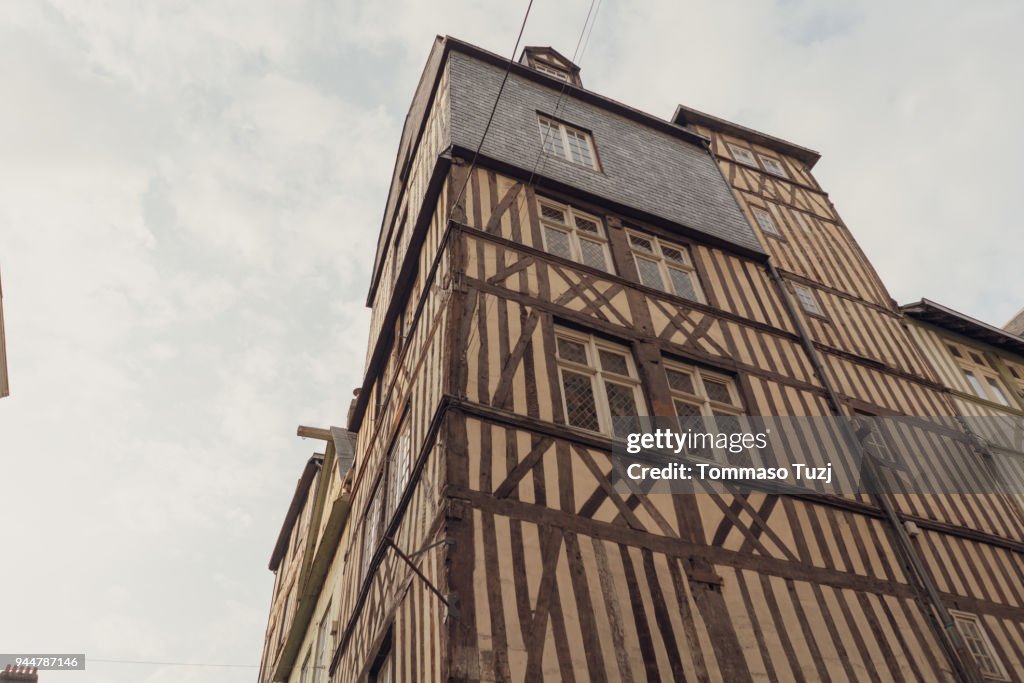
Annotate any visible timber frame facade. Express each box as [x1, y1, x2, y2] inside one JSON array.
[[257, 36, 1024, 683]]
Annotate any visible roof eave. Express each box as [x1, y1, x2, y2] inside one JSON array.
[[672, 103, 821, 168], [268, 455, 323, 571], [901, 299, 1024, 357]]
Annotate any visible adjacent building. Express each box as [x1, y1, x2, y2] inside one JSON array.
[[902, 299, 1024, 513], [258, 36, 1024, 682]]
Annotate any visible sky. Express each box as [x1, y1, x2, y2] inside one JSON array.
[[0, 1, 1021, 682]]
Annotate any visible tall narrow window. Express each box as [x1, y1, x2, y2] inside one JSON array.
[[387, 420, 412, 520], [537, 115, 599, 169], [951, 611, 1009, 680], [793, 284, 825, 317], [727, 143, 757, 167], [751, 206, 781, 237], [986, 377, 1011, 406], [962, 370, 983, 399], [538, 199, 612, 272], [758, 154, 788, 178], [626, 230, 705, 303], [555, 329, 643, 437], [313, 602, 332, 683], [362, 479, 384, 579], [300, 648, 312, 683]]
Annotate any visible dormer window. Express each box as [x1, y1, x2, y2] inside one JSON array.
[[533, 62, 570, 82], [538, 115, 599, 170], [519, 46, 582, 87]]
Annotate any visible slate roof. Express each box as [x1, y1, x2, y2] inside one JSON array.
[[446, 45, 764, 255]]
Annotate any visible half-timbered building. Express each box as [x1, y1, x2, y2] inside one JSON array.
[[257, 36, 1024, 682], [901, 299, 1024, 520]]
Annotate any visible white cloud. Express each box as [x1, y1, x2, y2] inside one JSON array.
[[0, 2, 1021, 682]]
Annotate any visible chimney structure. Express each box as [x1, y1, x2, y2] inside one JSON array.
[[0, 666, 38, 682]]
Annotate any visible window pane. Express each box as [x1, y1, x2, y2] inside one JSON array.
[[947, 344, 963, 358], [759, 155, 787, 177], [753, 208, 779, 235], [661, 245, 689, 265], [539, 120, 566, 158], [635, 256, 665, 290], [540, 203, 566, 223], [669, 267, 698, 301], [362, 492, 382, 578], [535, 63, 569, 81], [605, 381, 639, 437], [562, 370, 599, 431], [673, 401, 710, 456], [388, 427, 411, 517], [954, 615, 1004, 678], [544, 227, 572, 259], [579, 239, 608, 271], [566, 129, 594, 167], [964, 371, 987, 399], [674, 400, 701, 418], [574, 215, 600, 234], [969, 352, 986, 366], [728, 144, 757, 166], [629, 234, 654, 252], [794, 285, 821, 315], [704, 378, 733, 405], [599, 350, 630, 376], [987, 378, 1011, 406], [666, 369, 695, 395], [556, 337, 588, 364]]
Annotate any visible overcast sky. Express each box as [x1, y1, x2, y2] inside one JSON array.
[[1, 2, 1021, 682]]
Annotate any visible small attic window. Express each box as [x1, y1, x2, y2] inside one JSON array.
[[519, 46, 581, 87], [533, 62, 570, 82]]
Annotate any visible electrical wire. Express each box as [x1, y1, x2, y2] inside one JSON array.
[[447, 0, 536, 221], [464, 0, 603, 356]]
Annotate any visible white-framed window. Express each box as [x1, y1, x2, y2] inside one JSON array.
[[626, 230, 705, 303], [947, 342, 1014, 406], [963, 371, 1011, 406], [386, 420, 411, 520], [665, 361, 742, 418], [793, 283, 825, 317], [362, 479, 383, 579], [538, 115, 599, 169], [533, 62, 570, 82], [555, 329, 644, 437], [664, 360, 747, 462], [538, 199, 612, 272], [727, 143, 758, 167], [313, 601, 332, 683], [751, 206, 781, 237], [758, 154, 788, 178], [951, 611, 1009, 681]]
